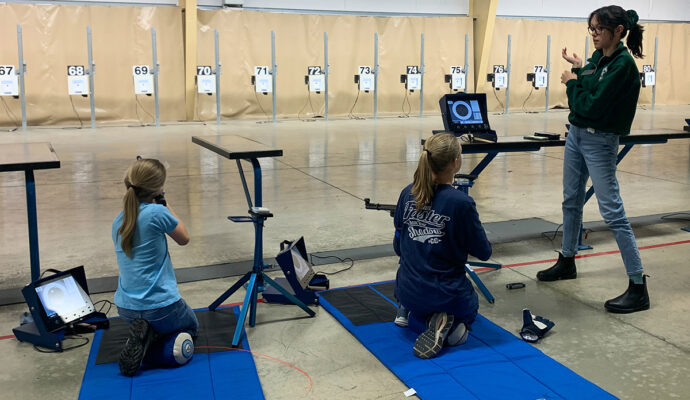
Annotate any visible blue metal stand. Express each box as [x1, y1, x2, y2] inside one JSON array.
[[208, 158, 315, 347], [25, 169, 41, 283]]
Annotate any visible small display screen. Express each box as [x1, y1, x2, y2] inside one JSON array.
[[35, 274, 95, 325], [441, 93, 491, 134], [291, 248, 312, 281], [448, 99, 484, 125], [290, 247, 316, 289]]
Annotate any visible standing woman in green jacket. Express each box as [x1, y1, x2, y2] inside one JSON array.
[[537, 6, 649, 313]]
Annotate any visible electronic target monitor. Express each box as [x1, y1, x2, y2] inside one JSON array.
[[439, 93, 491, 135]]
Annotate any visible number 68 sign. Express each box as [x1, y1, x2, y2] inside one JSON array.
[[67, 65, 89, 95]]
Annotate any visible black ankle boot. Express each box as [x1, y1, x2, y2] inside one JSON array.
[[605, 275, 650, 313], [537, 253, 576, 281]]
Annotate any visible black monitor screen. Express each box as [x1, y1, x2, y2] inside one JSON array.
[[448, 99, 483, 125], [440, 93, 491, 134]]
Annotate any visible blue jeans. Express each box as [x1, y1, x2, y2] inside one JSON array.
[[117, 298, 199, 336], [561, 125, 643, 276]]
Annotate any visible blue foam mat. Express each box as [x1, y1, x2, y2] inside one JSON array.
[[79, 306, 264, 400], [319, 282, 617, 400]]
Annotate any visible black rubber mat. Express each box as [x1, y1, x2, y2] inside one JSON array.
[[318, 285, 396, 326], [371, 282, 396, 304], [95, 308, 241, 365]]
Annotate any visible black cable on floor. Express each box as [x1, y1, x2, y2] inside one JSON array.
[[348, 89, 365, 120], [68, 95, 84, 129], [541, 224, 564, 241], [399, 90, 411, 118], [135, 94, 155, 125], [492, 87, 504, 113], [310, 254, 355, 276], [298, 86, 317, 122], [521, 86, 538, 114], [253, 89, 271, 123], [33, 334, 90, 353], [93, 299, 114, 315]]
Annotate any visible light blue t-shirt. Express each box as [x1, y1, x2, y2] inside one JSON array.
[[112, 203, 181, 310]]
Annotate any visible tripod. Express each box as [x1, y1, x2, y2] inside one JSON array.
[[193, 136, 315, 347]]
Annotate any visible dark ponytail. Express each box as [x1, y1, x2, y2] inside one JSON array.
[[625, 10, 644, 59], [589, 6, 644, 59]]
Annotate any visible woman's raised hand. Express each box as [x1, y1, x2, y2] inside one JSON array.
[[562, 47, 583, 68]]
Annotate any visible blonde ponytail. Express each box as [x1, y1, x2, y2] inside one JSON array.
[[411, 133, 460, 210], [117, 159, 167, 257], [119, 185, 140, 257], [411, 150, 435, 210]]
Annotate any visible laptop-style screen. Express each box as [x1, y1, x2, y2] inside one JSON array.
[[290, 247, 316, 289], [35, 274, 95, 325]]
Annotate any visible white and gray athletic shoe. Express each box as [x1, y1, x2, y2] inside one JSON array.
[[413, 312, 454, 359], [394, 306, 409, 328]]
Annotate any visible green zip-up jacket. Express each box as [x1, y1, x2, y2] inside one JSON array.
[[566, 42, 640, 136]]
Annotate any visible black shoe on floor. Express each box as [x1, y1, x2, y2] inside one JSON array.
[[413, 312, 454, 359], [119, 319, 155, 377], [537, 253, 577, 281], [605, 276, 650, 314]]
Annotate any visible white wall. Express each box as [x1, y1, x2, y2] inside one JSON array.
[[496, 0, 689, 22]]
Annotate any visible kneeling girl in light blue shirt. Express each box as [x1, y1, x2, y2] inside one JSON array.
[[112, 158, 198, 376]]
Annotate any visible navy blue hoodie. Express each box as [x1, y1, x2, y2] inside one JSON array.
[[394, 184, 491, 323]]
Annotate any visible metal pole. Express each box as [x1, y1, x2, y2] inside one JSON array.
[[25, 170, 40, 282], [373, 32, 379, 119], [87, 26, 96, 128], [505, 34, 511, 114], [271, 30, 277, 123], [214, 29, 221, 125], [152, 28, 160, 127], [464, 34, 469, 93], [17, 25, 27, 131], [419, 33, 425, 117], [652, 37, 658, 110], [324, 32, 329, 121], [585, 36, 589, 63], [545, 34, 551, 112]]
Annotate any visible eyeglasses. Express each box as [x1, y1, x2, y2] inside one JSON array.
[[588, 25, 605, 35]]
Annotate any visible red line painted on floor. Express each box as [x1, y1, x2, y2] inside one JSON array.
[[473, 239, 690, 272], [3, 240, 688, 341], [219, 298, 264, 308]]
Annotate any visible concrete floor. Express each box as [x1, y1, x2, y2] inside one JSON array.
[[1, 106, 689, 399]]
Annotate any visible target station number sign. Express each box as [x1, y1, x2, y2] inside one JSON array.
[[358, 65, 374, 91], [493, 65, 507, 88], [308, 66, 324, 93], [0, 65, 18, 96], [450, 66, 466, 91], [67, 65, 89, 95], [254, 66, 271, 93], [197, 65, 216, 94], [132, 65, 154, 95]]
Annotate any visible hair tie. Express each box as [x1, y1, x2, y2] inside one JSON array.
[[424, 148, 433, 157], [124, 177, 141, 192], [626, 9, 639, 30]]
